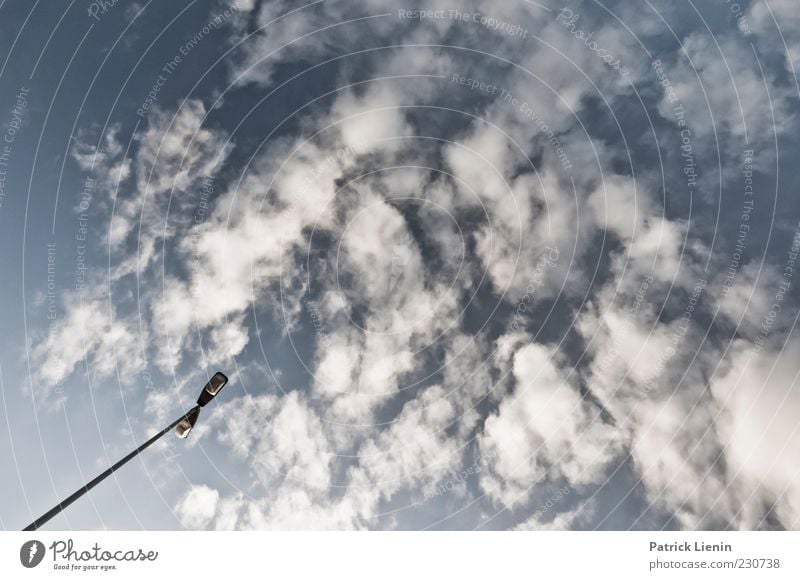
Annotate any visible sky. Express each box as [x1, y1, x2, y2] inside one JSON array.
[[0, 0, 799, 531]]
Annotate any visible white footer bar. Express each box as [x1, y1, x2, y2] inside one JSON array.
[[2, 531, 798, 578]]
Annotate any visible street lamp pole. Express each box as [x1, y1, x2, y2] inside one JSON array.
[[23, 372, 229, 531], [23, 407, 197, 531]]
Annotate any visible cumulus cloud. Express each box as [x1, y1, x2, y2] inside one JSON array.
[[710, 339, 800, 529], [480, 343, 622, 508], [31, 284, 146, 407], [176, 484, 220, 529]]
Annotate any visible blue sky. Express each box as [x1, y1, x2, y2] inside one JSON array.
[[1, 0, 799, 530]]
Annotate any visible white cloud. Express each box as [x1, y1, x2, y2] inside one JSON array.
[[514, 497, 595, 531], [31, 287, 145, 407], [710, 339, 800, 529], [653, 31, 793, 164], [480, 343, 623, 508], [750, 0, 800, 74]]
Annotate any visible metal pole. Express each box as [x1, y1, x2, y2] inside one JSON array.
[[23, 406, 198, 531]]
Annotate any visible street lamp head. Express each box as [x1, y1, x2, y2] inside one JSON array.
[[174, 372, 228, 438], [175, 407, 200, 439], [196, 371, 229, 407]]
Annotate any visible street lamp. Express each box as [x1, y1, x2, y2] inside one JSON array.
[[23, 371, 229, 531], [175, 407, 200, 439]]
